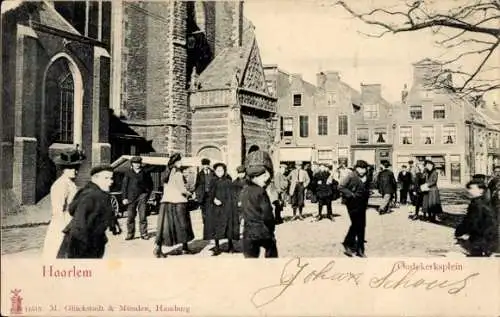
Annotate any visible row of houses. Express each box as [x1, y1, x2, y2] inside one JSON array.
[[264, 59, 500, 185]]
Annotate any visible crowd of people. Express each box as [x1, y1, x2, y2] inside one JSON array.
[[42, 146, 500, 259]]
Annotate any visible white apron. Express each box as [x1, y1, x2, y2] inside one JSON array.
[[42, 176, 77, 259]]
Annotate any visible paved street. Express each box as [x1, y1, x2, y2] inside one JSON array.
[[1, 188, 471, 258]]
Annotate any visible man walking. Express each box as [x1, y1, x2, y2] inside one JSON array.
[[377, 160, 397, 215], [397, 165, 412, 205], [195, 158, 215, 226], [61, 165, 120, 258], [288, 161, 310, 220], [339, 160, 371, 257], [122, 156, 153, 240]]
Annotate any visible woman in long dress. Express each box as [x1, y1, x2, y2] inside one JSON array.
[[204, 163, 238, 255], [154, 153, 195, 257], [42, 149, 84, 259], [421, 160, 443, 222]]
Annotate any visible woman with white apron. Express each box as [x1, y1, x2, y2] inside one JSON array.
[[42, 149, 85, 259]]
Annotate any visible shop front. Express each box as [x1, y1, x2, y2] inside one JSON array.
[[279, 147, 313, 167]]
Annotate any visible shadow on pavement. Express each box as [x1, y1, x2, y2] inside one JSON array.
[[167, 239, 210, 255]]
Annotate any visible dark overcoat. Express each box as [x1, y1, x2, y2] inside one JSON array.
[[204, 175, 239, 240], [61, 182, 116, 258], [194, 168, 215, 203], [422, 168, 442, 214], [313, 171, 333, 200], [455, 195, 497, 253], [377, 169, 397, 195]]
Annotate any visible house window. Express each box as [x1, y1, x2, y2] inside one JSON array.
[[400, 126, 413, 144], [318, 116, 328, 136], [363, 104, 379, 119], [409, 105, 423, 120], [293, 94, 302, 106], [356, 128, 369, 144], [318, 149, 333, 162], [442, 125, 457, 144], [433, 104, 446, 119], [338, 115, 348, 135], [299, 115, 309, 138], [282, 117, 293, 137], [56, 74, 74, 144], [421, 126, 435, 144], [373, 127, 387, 143], [327, 93, 335, 106]]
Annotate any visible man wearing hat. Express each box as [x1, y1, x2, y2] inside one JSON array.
[[122, 156, 153, 240], [288, 161, 310, 220], [61, 165, 120, 258], [339, 160, 371, 257], [377, 160, 397, 215], [195, 158, 215, 225], [43, 148, 85, 259]]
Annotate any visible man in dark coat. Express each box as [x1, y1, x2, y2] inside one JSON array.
[[61, 165, 120, 258], [313, 164, 334, 221], [194, 158, 215, 226], [377, 160, 397, 215], [122, 156, 153, 240], [397, 165, 412, 205], [487, 165, 500, 252], [407, 160, 418, 205], [455, 179, 498, 256], [339, 160, 371, 257]]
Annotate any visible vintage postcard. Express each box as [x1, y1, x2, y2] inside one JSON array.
[[1, 0, 499, 316]]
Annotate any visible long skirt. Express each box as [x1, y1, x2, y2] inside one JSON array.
[[155, 202, 195, 247], [42, 212, 71, 259]]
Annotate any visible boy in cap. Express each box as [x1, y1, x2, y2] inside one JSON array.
[[122, 156, 153, 240], [240, 150, 278, 258], [61, 165, 120, 258], [339, 160, 371, 257], [288, 161, 310, 220]]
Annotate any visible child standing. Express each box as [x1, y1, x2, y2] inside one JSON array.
[[240, 150, 278, 258], [204, 163, 238, 255]]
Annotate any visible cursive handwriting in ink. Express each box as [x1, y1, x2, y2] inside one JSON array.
[[250, 257, 363, 308], [250, 257, 309, 308], [369, 261, 480, 294]]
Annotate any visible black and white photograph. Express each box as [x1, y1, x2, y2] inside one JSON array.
[[1, 0, 499, 315]]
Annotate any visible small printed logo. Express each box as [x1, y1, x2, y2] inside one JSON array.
[[10, 289, 23, 315]]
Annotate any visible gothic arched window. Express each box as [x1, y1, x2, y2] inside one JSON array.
[[56, 74, 74, 143]]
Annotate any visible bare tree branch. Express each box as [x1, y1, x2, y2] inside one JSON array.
[[336, 0, 500, 98]]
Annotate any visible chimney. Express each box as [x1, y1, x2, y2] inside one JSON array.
[[401, 83, 408, 104], [325, 71, 340, 82], [316, 72, 327, 89], [361, 84, 382, 101], [413, 59, 442, 88]]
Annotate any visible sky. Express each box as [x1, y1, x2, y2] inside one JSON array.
[[244, 0, 498, 104]]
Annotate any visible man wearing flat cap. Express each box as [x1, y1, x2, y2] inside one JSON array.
[[338, 160, 371, 257], [195, 158, 215, 226], [60, 165, 120, 258], [122, 156, 153, 240]]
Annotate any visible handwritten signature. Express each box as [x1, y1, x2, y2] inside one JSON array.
[[250, 258, 480, 309]]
